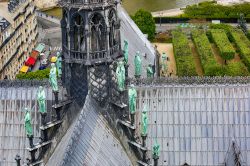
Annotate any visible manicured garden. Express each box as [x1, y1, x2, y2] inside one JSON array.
[[184, 1, 250, 19], [191, 30, 223, 76], [230, 29, 250, 71], [171, 25, 250, 76], [172, 30, 197, 76], [210, 29, 235, 62]]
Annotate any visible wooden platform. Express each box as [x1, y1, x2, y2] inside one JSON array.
[[52, 99, 73, 109], [118, 119, 135, 130], [40, 120, 63, 130], [27, 140, 52, 152], [128, 140, 147, 151]]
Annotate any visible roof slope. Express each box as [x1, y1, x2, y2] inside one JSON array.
[[118, 5, 156, 77], [135, 84, 250, 166], [0, 82, 65, 166], [47, 95, 132, 166]]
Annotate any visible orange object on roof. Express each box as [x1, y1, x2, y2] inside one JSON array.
[[25, 57, 36, 66], [20, 65, 29, 73], [30, 50, 39, 60]]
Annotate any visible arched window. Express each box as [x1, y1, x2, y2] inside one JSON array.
[[108, 9, 118, 47], [89, 13, 106, 52], [72, 13, 85, 52]]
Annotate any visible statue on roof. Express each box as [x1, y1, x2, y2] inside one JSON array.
[[147, 64, 154, 78], [161, 52, 168, 76], [123, 40, 129, 65], [134, 51, 142, 77], [24, 108, 33, 137], [49, 63, 58, 92], [128, 84, 137, 115], [141, 105, 148, 136], [56, 52, 62, 78], [152, 139, 160, 159], [37, 86, 46, 114], [116, 61, 125, 91]]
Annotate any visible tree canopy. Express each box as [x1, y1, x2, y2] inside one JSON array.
[[132, 9, 156, 41]]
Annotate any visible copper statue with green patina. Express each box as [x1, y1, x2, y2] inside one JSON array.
[[147, 64, 154, 78], [116, 61, 125, 91], [161, 52, 168, 76], [141, 105, 148, 136], [152, 139, 160, 159], [49, 63, 58, 92], [128, 84, 137, 115], [37, 86, 46, 114], [56, 52, 62, 78], [24, 108, 33, 137], [134, 51, 142, 77], [123, 40, 129, 65]]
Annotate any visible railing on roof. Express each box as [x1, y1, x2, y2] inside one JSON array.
[[59, 0, 116, 8], [63, 44, 120, 64]]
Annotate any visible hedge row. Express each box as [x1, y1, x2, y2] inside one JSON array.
[[210, 29, 235, 60], [191, 30, 223, 76], [184, 1, 250, 19], [230, 29, 250, 71], [224, 62, 249, 76], [172, 30, 197, 76], [16, 68, 50, 80]]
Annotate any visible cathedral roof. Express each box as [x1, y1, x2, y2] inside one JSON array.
[[46, 95, 132, 166], [134, 83, 250, 166], [118, 5, 156, 77]]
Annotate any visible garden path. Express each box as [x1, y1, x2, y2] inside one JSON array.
[[190, 42, 204, 76], [153, 43, 176, 77]]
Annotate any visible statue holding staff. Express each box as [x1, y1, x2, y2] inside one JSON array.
[[161, 52, 168, 76], [123, 40, 129, 65], [24, 108, 34, 147], [141, 105, 148, 136], [37, 86, 47, 125], [128, 84, 137, 125], [37, 86, 46, 114], [152, 139, 160, 164], [56, 52, 62, 78], [49, 63, 58, 92], [147, 64, 154, 78], [134, 51, 142, 77], [116, 61, 125, 91]]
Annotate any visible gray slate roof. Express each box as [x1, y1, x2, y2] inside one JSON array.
[[134, 84, 250, 166], [47, 95, 132, 166], [118, 5, 156, 78], [0, 83, 65, 166]]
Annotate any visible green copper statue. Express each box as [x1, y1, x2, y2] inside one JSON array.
[[56, 52, 62, 78], [152, 139, 160, 159], [24, 108, 33, 137], [161, 52, 168, 74], [141, 105, 148, 136], [123, 40, 129, 64], [147, 64, 154, 78], [37, 86, 46, 114], [49, 63, 58, 92], [128, 84, 137, 114], [116, 61, 125, 91], [134, 51, 142, 77]]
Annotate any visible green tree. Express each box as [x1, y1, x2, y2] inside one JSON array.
[[132, 9, 156, 41], [16, 68, 50, 80]]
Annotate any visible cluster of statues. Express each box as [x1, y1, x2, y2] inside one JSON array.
[[115, 40, 155, 92], [24, 85, 47, 147], [118, 39, 160, 160], [24, 52, 62, 147]]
